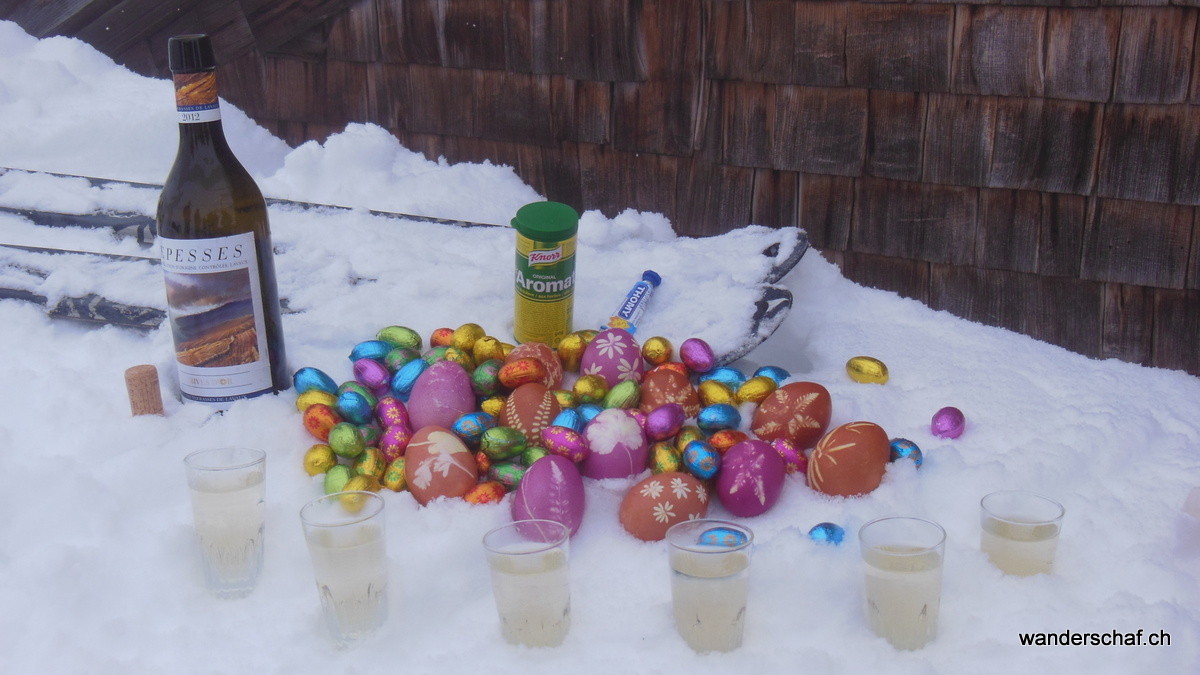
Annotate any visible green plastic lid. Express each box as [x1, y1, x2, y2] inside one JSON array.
[[512, 201, 579, 241]]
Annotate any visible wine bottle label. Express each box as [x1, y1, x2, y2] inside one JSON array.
[[173, 71, 221, 124], [158, 232, 274, 404]]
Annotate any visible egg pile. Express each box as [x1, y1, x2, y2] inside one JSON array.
[[293, 323, 923, 542]]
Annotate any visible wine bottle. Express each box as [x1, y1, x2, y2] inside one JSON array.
[[156, 34, 289, 407]]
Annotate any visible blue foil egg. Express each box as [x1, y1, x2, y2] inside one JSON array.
[[350, 339, 392, 362], [697, 403, 741, 432], [697, 526, 749, 548], [390, 358, 428, 398], [698, 366, 747, 389], [336, 390, 375, 425], [808, 522, 845, 544], [452, 411, 496, 446], [551, 408, 584, 432], [683, 440, 721, 480], [752, 365, 791, 386], [576, 403, 604, 425], [293, 367, 337, 395], [889, 438, 924, 467]]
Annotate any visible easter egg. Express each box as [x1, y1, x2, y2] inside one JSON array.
[[649, 361, 689, 378], [736, 375, 777, 404], [328, 422, 366, 459], [638, 367, 700, 417], [698, 526, 749, 547], [708, 429, 748, 454], [471, 359, 502, 397], [576, 403, 604, 425], [430, 327, 454, 347], [809, 522, 845, 544], [521, 445, 550, 466], [353, 358, 391, 393], [323, 464, 353, 494], [379, 424, 413, 462], [551, 408, 584, 432], [381, 458, 407, 491], [751, 381, 833, 448], [295, 389, 337, 412], [603, 380, 640, 409], [423, 346, 449, 364], [499, 382, 562, 447], [889, 438, 924, 466], [465, 480, 507, 505], [303, 444, 337, 476], [480, 426, 528, 461], [931, 406, 966, 439], [490, 462, 527, 489], [357, 423, 382, 448], [405, 426, 479, 505], [697, 403, 740, 432], [581, 408, 649, 479], [498, 357, 548, 390], [644, 403, 686, 441], [699, 366, 746, 389], [679, 337, 716, 373], [452, 411, 496, 447], [507, 342, 564, 389], [451, 323, 486, 352], [552, 389, 577, 409], [512, 455, 586, 536], [753, 365, 791, 385], [407, 360, 476, 430], [354, 448, 387, 479], [302, 403, 342, 441], [580, 328, 644, 387], [385, 347, 421, 372], [650, 441, 682, 474], [675, 426, 704, 452], [697, 380, 737, 407], [572, 374, 608, 404], [641, 336, 673, 366], [377, 325, 422, 350], [846, 356, 889, 384], [350, 340, 391, 362], [375, 396, 410, 429], [390, 358, 428, 398], [443, 346, 474, 369], [556, 331, 593, 372], [541, 426, 590, 463], [480, 395, 506, 417], [472, 336, 505, 364], [771, 438, 807, 475], [619, 472, 709, 541], [716, 439, 786, 517], [807, 421, 890, 497], [336, 390, 375, 425], [682, 440, 721, 480], [293, 366, 338, 395]]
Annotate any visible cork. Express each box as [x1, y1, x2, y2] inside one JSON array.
[[125, 364, 165, 416]]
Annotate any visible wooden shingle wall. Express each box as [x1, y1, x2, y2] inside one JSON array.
[[5, 0, 1198, 375]]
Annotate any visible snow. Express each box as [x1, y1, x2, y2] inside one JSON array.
[[0, 21, 1198, 673]]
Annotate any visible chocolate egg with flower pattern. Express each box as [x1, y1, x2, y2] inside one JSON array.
[[379, 424, 413, 462], [507, 342, 564, 389], [750, 381, 832, 448], [580, 328, 644, 387], [498, 357, 548, 390], [619, 472, 708, 541], [638, 367, 700, 417], [716, 439, 787, 517], [512, 455, 586, 536], [303, 403, 342, 441], [498, 382, 562, 447], [405, 426, 479, 505], [541, 425, 590, 463], [581, 408, 649, 479], [407, 360, 476, 430]]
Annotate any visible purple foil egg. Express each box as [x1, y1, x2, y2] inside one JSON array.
[[771, 437, 807, 475], [375, 395, 411, 429], [353, 358, 391, 392], [541, 425, 590, 463], [679, 337, 716, 374], [930, 406, 966, 439], [379, 424, 413, 463], [644, 403, 686, 441]]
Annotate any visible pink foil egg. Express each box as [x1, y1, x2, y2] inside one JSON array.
[[931, 406, 966, 439], [644, 403, 686, 441], [541, 425, 590, 463], [379, 424, 414, 462], [771, 438, 807, 475], [375, 396, 411, 429], [679, 337, 716, 374]]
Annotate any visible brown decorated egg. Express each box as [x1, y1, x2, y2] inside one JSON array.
[[750, 381, 832, 448], [638, 367, 700, 418], [619, 472, 709, 542], [507, 342, 563, 389], [498, 382, 562, 447], [807, 421, 890, 497], [404, 426, 480, 506]]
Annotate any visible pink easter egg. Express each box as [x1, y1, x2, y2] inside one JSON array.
[[581, 407, 649, 479], [375, 395, 411, 429], [644, 403, 686, 441], [679, 337, 716, 374], [511, 455, 586, 536], [541, 425, 590, 463], [407, 360, 476, 430], [580, 328, 644, 387], [716, 439, 787, 517], [771, 437, 807, 476], [931, 406, 966, 439], [379, 424, 413, 463]]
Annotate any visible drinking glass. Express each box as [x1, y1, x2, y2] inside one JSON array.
[[859, 516, 945, 650], [980, 490, 1064, 576], [183, 447, 266, 598], [666, 519, 754, 653], [482, 519, 572, 647]]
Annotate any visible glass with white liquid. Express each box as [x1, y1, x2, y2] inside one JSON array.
[[183, 447, 266, 599], [666, 519, 754, 653], [980, 490, 1064, 576], [859, 517, 945, 650], [483, 519, 572, 647], [300, 492, 388, 648]]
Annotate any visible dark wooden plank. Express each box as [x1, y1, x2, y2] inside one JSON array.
[[472, 70, 555, 146], [854, 177, 978, 265], [1097, 103, 1200, 205], [952, 6, 1046, 97], [561, 0, 645, 82], [1113, 7, 1197, 104], [525, 0, 567, 75], [326, 0, 380, 62], [0, 0, 121, 37], [613, 79, 702, 157], [842, 251, 930, 303], [263, 55, 325, 122], [1101, 283, 1154, 365], [976, 189, 1042, 274], [217, 52, 268, 121], [551, 77, 610, 145], [1081, 198, 1194, 288], [846, 4, 953, 92], [773, 85, 868, 176], [403, 64, 475, 136], [370, 62, 412, 130], [442, 0, 510, 70], [503, 0, 535, 72], [642, 0, 702, 79], [674, 158, 755, 237], [705, 0, 800, 83], [578, 143, 683, 225], [264, 23, 328, 59], [77, 0, 191, 56], [1037, 192, 1089, 277], [712, 81, 776, 168], [1044, 8, 1119, 102], [989, 97, 1099, 194], [1152, 289, 1200, 374], [377, 0, 437, 64], [922, 93, 995, 188], [750, 169, 801, 229], [793, 2, 850, 87], [866, 90, 925, 182], [323, 60, 372, 127], [799, 174, 854, 251], [1192, 210, 1200, 289], [240, 0, 357, 52]]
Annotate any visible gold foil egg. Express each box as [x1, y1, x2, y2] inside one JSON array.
[[353, 448, 387, 479], [296, 389, 337, 412], [556, 332, 589, 372], [552, 389, 578, 409], [641, 336, 674, 366], [382, 458, 407, 491], [480, 395, 507, 417], [443, 346, 475, 369], [651, 441, 683, 474], [572, 374, 609, 404], [846, 356, 889, 384], [698, 380, 736, 407], [675, 425, 704, 452], [472, 336, 505, 363], [499, 342, 516, 359], [736, 375, 778, 404], [303, 444, 338, 476], [451, 323, 486, 351]]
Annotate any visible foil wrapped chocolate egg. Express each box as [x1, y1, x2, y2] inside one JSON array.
[[572, 374, 609, 404], [846, 356, 889, 384], [377, 325, 422, 351], [626, 408, 647, 429], [385, 347, 421, 373], [480, 426, 528, 461], [323, 464, 353, 494], [338, 381, 378, 407], [430, 327, 455, 347], [753, 365, 791, 386], [552, 408, 584, 432], [641, 336, 673, 366], [422, 346, 450, 364], [576, 403, 604, 425], [472, 336, 505, 364], [375, 396, 411, 429], [452, 411, 496, 447], [683, 440, 721, 480], [498, 357, 548, 390], [354, 448, 387, 479], [443, 346, 474, 370], [381, 458, 407, 491], [293, 367, 338, 395], [350, 340, 392, 363], [379, 424, 413, 463], [699, 366, 746, 389], [336, 390, 375, 425], [697, 403, 741, 433], [675, 426, 704, 452], [451, 323, 486, 352], [474, 451, 492, 477], [472, 359, 503, 397], [465, 480, 508, 505], [736, 375, 777, 405], [556, 331, 590, 372], [296, 389, 337, 412], [931, 406, 966, 439], [649, 362, 690, 378], [698, 526, 749, 548], [342, 475, 382, 497], [489, 462, 527, 490], [708, 429, 748, 454], [520, 445, 550, 466], [679, 337, 716, 374], [353, 358, 391, 393], [808, 522, 845, 544], [390, 358, 428, 398], [650, 441, 682, 474], [480, 395, 506, 417], [698, 380, 737, 407], [328, 422, 367, 459], [889, 438, 924, 467], [541, 426, 589, 463], [303, 403, 342, 442], [603, 380, 640, 409], [771, 438, 807, 475], [303, 444, 337, 476], [644, 403, 686, 441], [357, 423, 382, 448], [552, 389, 577, 409]]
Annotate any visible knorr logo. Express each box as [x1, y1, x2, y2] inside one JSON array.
[[528, 246, 562, 265]]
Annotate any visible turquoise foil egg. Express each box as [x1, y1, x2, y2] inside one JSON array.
[[452, 411, 496, 446], [350, 339, 392, 362], [336, 390, 375, 425], [683, 440, 721, 480], [753, 365, 791, 386], [698, 366, 746, 389], [889, 438, 924, 467], [293, 367, 337, 395], [576, 403, 604, 425], [697, 403, 741, 432], [391, 358, 428, 398], [552, 408, 584, 432], [698, 526, 749, 548]]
